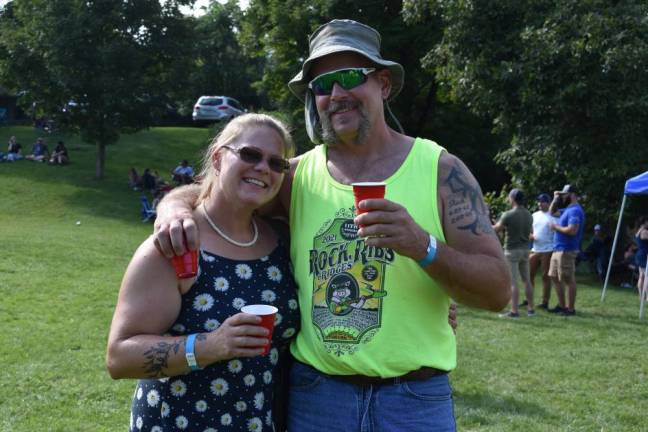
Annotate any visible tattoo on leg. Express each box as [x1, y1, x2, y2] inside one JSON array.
[[142, 340, 182, 378], [444, 162, 495, 236]]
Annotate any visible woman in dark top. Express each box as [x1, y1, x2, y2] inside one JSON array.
[[634, 217, 648, 299], [49, 141, 69, 165], [107, 114, 299, 431]]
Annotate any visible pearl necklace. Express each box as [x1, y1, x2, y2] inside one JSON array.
[[202, 202, 258, 247]]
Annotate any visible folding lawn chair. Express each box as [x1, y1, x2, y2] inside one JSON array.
[[140, 194, 156, 223]]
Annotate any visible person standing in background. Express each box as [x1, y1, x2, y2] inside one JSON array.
[[529, 193, 556, 310]]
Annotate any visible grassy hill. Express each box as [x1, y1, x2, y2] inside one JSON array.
[[1, 125, 647, 431]]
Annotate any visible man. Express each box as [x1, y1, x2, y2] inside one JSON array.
[[154, 19, 510, 431], [548, 184, 585, 316], [25, 137, 49, 162], [493, 188, 534, 317], [529, 193, 556, 309], [172, 159, 194, 184], [579, 224, 610, 279]]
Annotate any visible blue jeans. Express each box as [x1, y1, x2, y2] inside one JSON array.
[[288, 361, 456, 432]]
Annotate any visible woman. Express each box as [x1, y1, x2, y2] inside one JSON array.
[[107, 113, 299, 431], [49, 141, 69, 165], [635, 217, 648, 299]]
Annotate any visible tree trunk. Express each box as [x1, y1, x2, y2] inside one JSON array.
[[414, 80, 438, 137], [95, 141, 106, 179]]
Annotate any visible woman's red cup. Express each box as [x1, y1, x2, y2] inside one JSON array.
[[241, 304, 278, 356], [171, 249, 198, 279]]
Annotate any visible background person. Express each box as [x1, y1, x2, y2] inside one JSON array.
[[153, 19, 510, 431], [634, 217, 648, 299], [4, 135, 23, 161], [493, 188, 535, 317], [25, 137, 49, 162], [48, 140, 69, 165], [548, 184, 585, 316], [172, 159, 194, 185], [106, 114, 299, 431], [529, 193, 556, 309]]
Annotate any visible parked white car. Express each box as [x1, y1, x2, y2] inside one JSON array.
[[192, 96, 245, 122]]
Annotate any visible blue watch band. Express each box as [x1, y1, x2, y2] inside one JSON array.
[[185, 333, 201, 371], [417, 234, 437, 267]]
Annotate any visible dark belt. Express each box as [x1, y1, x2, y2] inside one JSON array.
[[330, 366, 448, 387]]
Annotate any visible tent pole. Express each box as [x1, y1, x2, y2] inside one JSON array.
[[602, 194, 627, 302]]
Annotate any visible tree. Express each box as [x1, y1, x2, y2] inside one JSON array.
[[406, 0, 648, 224], [0, 0, 194, 179]]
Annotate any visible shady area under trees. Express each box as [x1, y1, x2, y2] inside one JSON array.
[[0, 0, 647, 228]]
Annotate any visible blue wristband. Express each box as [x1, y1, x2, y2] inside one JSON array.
[[417, 234, 437, 267], [185, 333, 201, 371]]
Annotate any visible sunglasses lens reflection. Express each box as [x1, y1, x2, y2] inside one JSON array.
[[311, 69, 369, 95]]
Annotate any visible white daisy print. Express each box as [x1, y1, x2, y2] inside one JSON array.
[[282, 328, 296, 338], [261, 290, 276, 302], [228, 359, 243, 373], [247, 417, 263, 431], [214, 276, 229, 292], [195, 400, 208, 412], [269, 348, 279, 365], [161, 401, 170, 417], [274, 313, 283, 326], [170, 379, 187, 397], [204, 318, 220, 332], [254, 392, 265, 410], [146, 389, 160, 407], [176, 415, 188, 429], [221, 413, 233, 426], [193, 293, 214, 312], [265, 410, 272, 426], [201, 250, 216, 262], [236, 401, 248, 412], [172, 323, 186, 333], [263, 370, 272, 384], [288, 299, 298, 310], [243, 374, 256, 386], [210, 378, 229, 396], [235, 264, 253, 279], [232, 297, 246, 310], [266, 266, 282, 282], [136, 386, 143, 400], [136, 416, 143, 430], [151, 427, 162, 432]]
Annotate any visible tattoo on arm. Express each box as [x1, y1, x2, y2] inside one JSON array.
[[142, 340, 182, 378], [443, 161, 496, 237]]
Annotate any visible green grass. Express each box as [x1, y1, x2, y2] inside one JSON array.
[[1, 125, 647, 431]]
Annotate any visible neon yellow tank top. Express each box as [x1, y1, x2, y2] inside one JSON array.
[[289, 138, 456, 377]]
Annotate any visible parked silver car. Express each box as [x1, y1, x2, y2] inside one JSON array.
[[192, 96, 245, 122]]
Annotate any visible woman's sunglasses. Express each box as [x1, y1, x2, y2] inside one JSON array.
[[308, 68, 376, 96], [222, 145, 289, 174]]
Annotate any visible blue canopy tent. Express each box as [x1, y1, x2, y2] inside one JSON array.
[[601, 171, 648, 319]]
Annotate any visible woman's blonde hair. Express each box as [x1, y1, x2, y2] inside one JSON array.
[[198, 113, 294, 202]]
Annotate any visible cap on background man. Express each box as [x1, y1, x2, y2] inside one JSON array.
[[537, 193, 551, 203]]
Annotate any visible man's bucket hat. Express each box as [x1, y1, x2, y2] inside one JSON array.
[[288, 19, 404, 102]]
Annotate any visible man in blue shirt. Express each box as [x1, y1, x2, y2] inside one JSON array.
[[25, 137, 49, 162], [547, 184, 585, 316]]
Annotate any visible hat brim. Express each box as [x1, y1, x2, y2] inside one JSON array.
[[288, 45, 404, 102]]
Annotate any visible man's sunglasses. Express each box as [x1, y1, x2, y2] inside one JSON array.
[[222, 145, 289, 174], [308, 68, 376, 96]]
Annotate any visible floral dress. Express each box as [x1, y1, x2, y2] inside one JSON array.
[[130, 239, 299, 431]]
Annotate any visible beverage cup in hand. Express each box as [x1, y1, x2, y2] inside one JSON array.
[[352, 182, 386, 227], [241, 304, 278, 355], [171, 246, 198, 279]]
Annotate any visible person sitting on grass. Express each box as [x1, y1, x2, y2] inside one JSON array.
[[25, 137, 49, 162], [48, 141, 69, 165], [4, 136, 23, 162], [172, 159, 194, 185]]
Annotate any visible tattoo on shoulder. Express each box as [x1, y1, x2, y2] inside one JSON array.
[[142, 339, 182, 378], [443, 161, 495, 237]]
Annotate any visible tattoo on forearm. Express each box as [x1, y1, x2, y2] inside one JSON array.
[[142, 340, 182, 378], [444, 162, 495, 236]]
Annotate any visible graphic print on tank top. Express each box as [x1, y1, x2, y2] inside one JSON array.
[[308, 206, 395, 356]]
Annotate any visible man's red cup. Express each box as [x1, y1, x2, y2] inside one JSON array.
[[241, 304, 278, 356], [352, 182, 386, 228], [171, 249, 198, 279]]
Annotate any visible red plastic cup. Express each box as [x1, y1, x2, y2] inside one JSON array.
[[241, 304, 278, 355], [171, 249, 198, 279], [352, 182, 386, 228]]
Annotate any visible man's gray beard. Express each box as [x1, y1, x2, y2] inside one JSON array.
[[320, 103, 371, 147]]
